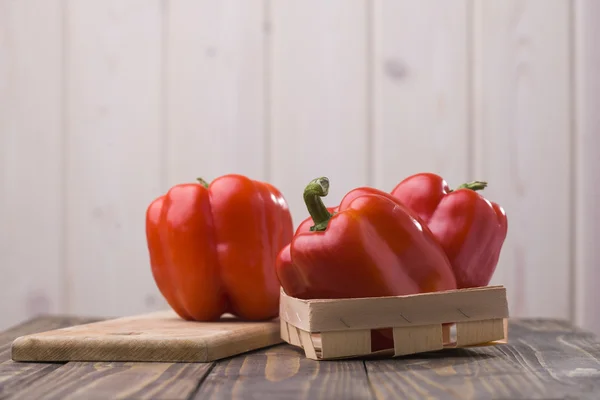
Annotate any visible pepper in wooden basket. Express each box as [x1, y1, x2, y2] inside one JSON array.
[[146, 174, 294, 322], [390, 173, 508, 289], [276, 177, 457, 301]]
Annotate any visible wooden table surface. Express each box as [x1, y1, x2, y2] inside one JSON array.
[[1, 316, 599, 399]]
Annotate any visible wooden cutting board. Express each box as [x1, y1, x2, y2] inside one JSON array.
[[11, 310, 283, 363]]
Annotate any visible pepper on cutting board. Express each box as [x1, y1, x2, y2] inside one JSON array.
[[146, 174, 294, 322], [275, 177, 457, 301], [390, 172, 508, 289]]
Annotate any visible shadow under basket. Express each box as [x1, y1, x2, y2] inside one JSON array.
[[279, 285, 509, 360]]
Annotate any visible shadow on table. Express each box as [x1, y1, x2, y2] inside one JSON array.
[[360, 347, 497, 370]]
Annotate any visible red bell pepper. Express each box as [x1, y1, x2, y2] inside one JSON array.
[[146, 174, 294, 321], [390, 172, 508, 289], [276, 177, 457, 301]]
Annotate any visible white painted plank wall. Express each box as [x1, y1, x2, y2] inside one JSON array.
[[270, 0, 370, 223], [0, 0, 65, 329], [64, 0, 165, 318], [473, 0, 572, 320], [1, 0, 598, 334], [166, 0, 267, 186], [373, 0, 470, 191], [574, 0, 600, 334]]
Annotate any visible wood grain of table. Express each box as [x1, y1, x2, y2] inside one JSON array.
[[1, 316, 599, 399]]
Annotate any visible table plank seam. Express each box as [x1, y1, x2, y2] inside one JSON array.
[[361, 360, 379, 399], [186, 361, 216, 400]]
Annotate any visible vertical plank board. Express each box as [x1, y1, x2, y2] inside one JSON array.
[[393, 325, 443, 356], [473, 0, 572, 318], [65, 0, 166, 317], [165, 0, 266, 185], [574, 0, 600, 335], [270, 0, 369, 225], [0, 0, 64, 330], [455, 319, 505, 347], [373, 0, 470, 191], [320, 330, 371, 359]]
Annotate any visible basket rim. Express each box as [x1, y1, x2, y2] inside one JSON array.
[[279, 285, 506, 304], [279, 285, 509, 332]]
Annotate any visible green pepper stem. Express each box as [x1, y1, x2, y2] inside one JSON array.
[[303, 177, 332, 231], [454, 181, 487, 191], [196, 177, 209, 188]]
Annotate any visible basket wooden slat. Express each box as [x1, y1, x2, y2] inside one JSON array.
[[320, 330, 371, 359], [393, 324, 443, 356], [455, 318, 506, 347]]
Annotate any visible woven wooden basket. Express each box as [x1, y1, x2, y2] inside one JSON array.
[[279, 285, 509, 360]]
